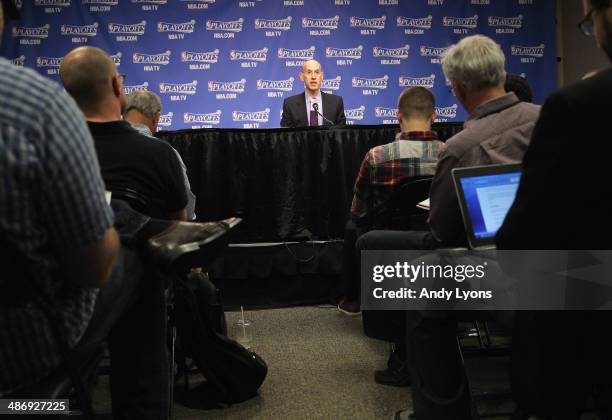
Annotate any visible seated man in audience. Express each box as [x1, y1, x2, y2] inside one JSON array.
[[504, 73, 533, 103], [123, 90, 197, 220], [497, 0, 612, 417], [355, 35, 540, 420], [60, 46, 188, 220], [340, 87, 443, 315]]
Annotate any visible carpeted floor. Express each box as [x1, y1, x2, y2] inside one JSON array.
[[92, 306, 516, 419]]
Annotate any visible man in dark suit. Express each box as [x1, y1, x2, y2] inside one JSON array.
[[497, 0, 612, 418], [280, 59, 346, 127]]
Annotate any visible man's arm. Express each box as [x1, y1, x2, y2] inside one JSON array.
[[172, 148, 197, 220], [58, 227, 120, 288], [428, 151, 464, 245], [350, 153, 372, 225], [280, 98, 293, 128], [335, 96, 346, 126], [165, 145, 189, 221]]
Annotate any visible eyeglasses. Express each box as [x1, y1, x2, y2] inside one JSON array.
[[117, 73, 127, 83], [578, 6, 599, 36]]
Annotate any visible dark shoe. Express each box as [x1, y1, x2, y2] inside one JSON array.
[[337, 297, 361, 316], [392, 409, 415, 420], [375, 362, 411, 387], [148, 217, 241, 273]]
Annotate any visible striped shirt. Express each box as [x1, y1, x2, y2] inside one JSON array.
[[0, 58, 114, 394], [351, 131, 444, 224]]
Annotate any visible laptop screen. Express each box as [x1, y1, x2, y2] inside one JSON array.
[[452, 164, 522, 248]]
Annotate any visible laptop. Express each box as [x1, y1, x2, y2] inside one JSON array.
[[452, 163, 522, 250]]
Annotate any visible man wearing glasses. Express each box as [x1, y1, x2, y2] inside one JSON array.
[[60, 46, 189, 221], [496, 1, 612, 418]]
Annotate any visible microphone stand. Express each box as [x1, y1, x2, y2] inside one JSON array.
[[312, 102, 335, 127]]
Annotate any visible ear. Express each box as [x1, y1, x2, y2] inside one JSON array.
[[299, 71, 305, 82], [396, 110, 402, 124], [430, 111, 437, 123], [152, 111, 160, 132], [111, 75, 121, 98]]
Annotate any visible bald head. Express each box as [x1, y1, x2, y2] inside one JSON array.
[[300, 59, 323, 96], [60, 46, 122, 116]]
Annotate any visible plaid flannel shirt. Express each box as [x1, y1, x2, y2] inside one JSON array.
[[350, 131, 444, 224]]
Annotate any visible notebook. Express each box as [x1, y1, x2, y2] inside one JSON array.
[[451, 164, 522, 250]]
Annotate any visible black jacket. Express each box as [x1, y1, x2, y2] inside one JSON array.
[[280, 91, 346, 127]]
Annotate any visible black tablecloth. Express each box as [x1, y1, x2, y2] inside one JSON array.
[[157, 123, 463, 242]]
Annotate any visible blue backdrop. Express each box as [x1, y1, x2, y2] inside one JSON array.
[[1, 0, 556, 129]]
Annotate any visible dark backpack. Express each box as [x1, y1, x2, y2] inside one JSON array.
[[173, 271, 267, 404]]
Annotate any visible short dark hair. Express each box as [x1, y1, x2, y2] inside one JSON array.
[[589, 0, 610, 7], [504, 73, 533, 103], [397, 87, 435, 120]]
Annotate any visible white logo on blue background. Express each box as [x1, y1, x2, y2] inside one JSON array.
[[436, 104, 458, 119], [10, 56, 26, 67], [255, 16, 292, 30], [157, 20, 196, 33], [419, 46, 449, 57], [442, 15, 478, 28], [350, 16, 386, 29], [345, 106, 365, 120], [326, 46, 362, 59], [36, 56, 62, 67], [133, 51, 171, 65], [124, 82, 149, 94], [34, 0, 70, 6], [488, 15, 524, 28], [12, 25, 50, 38], [232, 108, 270, 122], [278, 46, 316, 59], [257, 78, 295, 91], [399, 74, 436, 88], [206, 18, 244, 32], [373, 45, 410, 59], [322, 76, 341, 90], [375, 107, 397, 118], [184, 111, 222, 124], [511, 44, 545, 57], [302, 16, 339, 29], [181, 50, 219, 63], [208, 79, 247, 93], [397, 15, 432, 29], [61, 23, 99, 36], [230, 48, 268, 62], [158, 112, 173, 127], [110, 52, 122, 66], [352, 75, 388, 89], [108, 21, 146, 35], [160, 81, 198, 94]]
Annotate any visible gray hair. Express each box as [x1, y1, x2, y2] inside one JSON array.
[[442, 35, 506, 92], [124, 90, 161, 118]]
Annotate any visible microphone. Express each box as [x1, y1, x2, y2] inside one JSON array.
[[312, 102, 335, 126]]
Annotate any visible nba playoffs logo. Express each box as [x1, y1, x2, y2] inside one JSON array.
[[326, 46, 362, 59], [10, 56, 26, 67], [322, 76, 341, 90], [232, 109, 270, 122], [132, 0, 167, 3], [302, 16, 339, 29], [34, 0, 70, 6], [133, 51, 171, 65], [511, 44, 545, 57], [61, 23, 99, 36], [352, 75, 388, 89], [278, 46, 316, 59], [397, 16, 432, 29], [83, 0, 118, 4], [419, 46, 449, 57], [108, 21, 146, 35], [442, 15, 478, 28], [206, 19, 244, 32], [375, 107, 397, 118], [124, 82, 149, 94], [436, 104, 458, 119], [255, 16, 292, 30], [373, 45, 410, 59], [207, 79, 246, 93], [257, 78, 294, 91], [36, 56, 62, 67], [158, 112, 173, 127], [230, 48, 268, 62], [350, 16, 386, 29], [157, 20, 196, 33], [110, 52, 122, 66], [184, 111, 222, 124], [399, 74, 436, 88], [181, 50, 219, 63], [345, 106, 365, 120], [488, 15, 523, 28], [159, 81, 198, 95], [12, 25, 50, 38]]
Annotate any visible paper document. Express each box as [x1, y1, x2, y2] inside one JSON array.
[[416, 198, 430, 210]]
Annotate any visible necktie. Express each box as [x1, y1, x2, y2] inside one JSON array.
[[309, 99, 318, 126]]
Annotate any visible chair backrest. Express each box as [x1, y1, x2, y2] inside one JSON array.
[[109, 188, 149, 215], [369, 176, 433, 230]]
